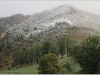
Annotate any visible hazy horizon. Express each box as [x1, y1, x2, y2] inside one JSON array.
[[0, 1, 100, 17]]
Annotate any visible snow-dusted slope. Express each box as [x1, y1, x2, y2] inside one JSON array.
[[7, 4, 100, 37]]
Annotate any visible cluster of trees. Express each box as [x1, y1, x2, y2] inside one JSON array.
[[12, 36, 74, 74], [38, 36, 100, 74], [58, 37, 73, 58], [12, 37, 72, 68], [12, 36, 100, 74], [0, 40, 12, 53], [38, 37, 74, 74], [72, 36, 100, 74], [38, 53, 73, 74], [12, 36, 73, 68], [12, 41, 59, 68], [55, 21, 69, 26], [12, 45, 41, 68]]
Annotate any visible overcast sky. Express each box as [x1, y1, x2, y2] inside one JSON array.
[[0, 1, 100, 17]]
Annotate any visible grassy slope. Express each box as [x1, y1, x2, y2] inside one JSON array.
[[59, 57, 81, 73], [0, 64, 38, 74], [0, 57, 81, 74]]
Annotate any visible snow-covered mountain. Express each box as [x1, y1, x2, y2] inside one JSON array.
[[5, 4, 100, 37]]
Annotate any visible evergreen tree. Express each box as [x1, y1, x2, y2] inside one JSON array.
[[28, 48, 35, 64], [50, 44, 58, 56], [34, 45, 42, 63], [42, 41, 51, 55], [13, 50, 21, 68], [19, 50, 25, 67], [58, 37, 66, 58], [65, 37, 73, 57], [77, 36, 100, 74], [24, 50, 30, 65]]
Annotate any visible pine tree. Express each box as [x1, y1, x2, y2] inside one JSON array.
[[58, 37, 66, 58], [42, 41, 51, 55], [77, 36, 100, 74]]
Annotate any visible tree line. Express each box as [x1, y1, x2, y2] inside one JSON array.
[[12, 37, 72, 68], [12, 36, 100, 74], [38, 36, 100, 74]]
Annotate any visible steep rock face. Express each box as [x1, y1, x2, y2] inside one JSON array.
[[0, 14, 29, 32]]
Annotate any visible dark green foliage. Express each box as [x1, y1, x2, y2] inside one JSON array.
[[76, 36, 100, 74], [34, 45, 42, 63], [0, 44, 2, 52], [19, 50, 25, 67], [42, 41, 51, 55], [62, 62, 71, 72], [58, 37, 73, 58], [49, 44, 58, 56], [60, 67, 71, 74], [58, 37, 66, 58], [96, 61, 100, 73], [70, 45, 81, 57], [15, 50, 26, 67], [28, 48, 34, 64], [0, 40, 12, 53], [65, 37, 73, 57], [13, 48, 35, 68], [24, 49, 30, 65], [12, 44, 42, 68], [38, 53, 61, 74], [13, 50, 21, 68]]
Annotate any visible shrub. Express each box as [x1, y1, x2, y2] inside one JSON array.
[[60, 67, 71, 74]]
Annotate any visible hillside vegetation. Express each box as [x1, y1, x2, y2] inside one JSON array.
[[0, 57, 81, 74], [0, 27, 100, 74]]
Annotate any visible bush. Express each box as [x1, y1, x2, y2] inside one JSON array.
[[60, 67, 71, 74], [8, 67, 11, 70], [62, 62, 71, 72]]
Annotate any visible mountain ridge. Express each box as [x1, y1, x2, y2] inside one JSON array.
[[1, 4, 100, 38]]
